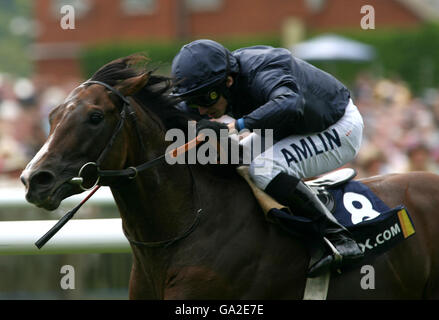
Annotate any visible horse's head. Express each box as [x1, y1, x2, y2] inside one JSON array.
[[20, 57, 150, 210]]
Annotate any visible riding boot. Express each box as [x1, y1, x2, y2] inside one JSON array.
[[265, 172, 364, 277]]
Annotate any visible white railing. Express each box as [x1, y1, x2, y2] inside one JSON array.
[[0, 185, 114, 207], [0, 185, 130, 255]]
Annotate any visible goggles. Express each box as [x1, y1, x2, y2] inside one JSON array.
[[180, 49, 231, 109], [185, 87, 222, 109]]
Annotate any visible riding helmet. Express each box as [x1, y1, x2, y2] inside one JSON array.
[[171, 39, 238, 97]]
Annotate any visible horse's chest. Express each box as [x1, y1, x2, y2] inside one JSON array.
[[164, 266, 234, 299]]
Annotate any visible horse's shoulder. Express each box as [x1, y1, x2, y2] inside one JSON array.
[[358, 171, 439, 184], [358, 171, 439, 206]]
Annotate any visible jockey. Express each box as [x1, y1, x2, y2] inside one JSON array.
[[171, 39, 364, 277]]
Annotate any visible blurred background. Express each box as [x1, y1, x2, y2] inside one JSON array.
[[1, 0, 439, 299]]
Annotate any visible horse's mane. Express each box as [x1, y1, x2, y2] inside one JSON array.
[[90, 54, 201, 132]]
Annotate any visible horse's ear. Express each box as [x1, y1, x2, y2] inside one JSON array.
[[115, 73, 150, 96]]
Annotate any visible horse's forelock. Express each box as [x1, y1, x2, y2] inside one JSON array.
[[90, 54, 149, 86], [88, 54, 199, 131]]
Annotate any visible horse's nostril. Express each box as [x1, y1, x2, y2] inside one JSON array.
[[20, 175, 28, 187], [30, 171, 56, 187]]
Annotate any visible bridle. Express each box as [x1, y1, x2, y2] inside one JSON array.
[[35, 79, 205, 249], [70, 80, 157, 191]]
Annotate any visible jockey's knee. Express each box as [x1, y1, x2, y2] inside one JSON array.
[[249, 158, 286, 191], [249, 163, 270, 190]]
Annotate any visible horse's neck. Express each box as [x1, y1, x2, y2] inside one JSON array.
[[111, 165, 195, 242], [110, 104, 196, 244]]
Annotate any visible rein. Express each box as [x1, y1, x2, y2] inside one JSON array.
[[123, 209, 204, 248], [35, 80, 205, 249]]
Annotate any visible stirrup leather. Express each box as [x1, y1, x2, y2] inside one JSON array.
[[323, 237, 343, 266]]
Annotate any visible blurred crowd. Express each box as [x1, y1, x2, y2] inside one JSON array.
[[1, 72, 439, 182], [351, 73, 439, 178], [0, 74, 73, 182]]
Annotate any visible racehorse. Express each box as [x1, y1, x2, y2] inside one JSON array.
[[20, 55, 439, 299]]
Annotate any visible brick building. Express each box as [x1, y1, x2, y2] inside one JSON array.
[[33, 0, 438, 83]]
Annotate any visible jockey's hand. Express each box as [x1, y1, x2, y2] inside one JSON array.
[[196, 119, 229, 138]]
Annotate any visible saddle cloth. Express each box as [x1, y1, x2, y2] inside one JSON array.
[[237, 167, 416, 259]]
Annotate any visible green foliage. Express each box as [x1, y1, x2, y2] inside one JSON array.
[[79, 35, 282, 78], [308, 23, 439, 94], [213, 34, 282, 51], [80, 24, 439, 95], [0, 0, 33, 76], [79, 41, 185, 78]]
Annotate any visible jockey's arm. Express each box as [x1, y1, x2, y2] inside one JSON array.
[[210, 86, 302, 141], [234, 86, 304, 141], [210, 115, 249, 140]]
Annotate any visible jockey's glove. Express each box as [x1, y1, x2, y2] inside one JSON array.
[[195, 119, 244, 164], [196, 119, 229, 139]]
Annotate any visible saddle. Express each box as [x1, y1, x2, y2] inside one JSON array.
[[237, 167, 415, 263], [236, 166, 354, 223], [305, 168, 357, 213]]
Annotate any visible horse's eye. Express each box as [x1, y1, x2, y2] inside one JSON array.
[[89, 112, 104, 125]]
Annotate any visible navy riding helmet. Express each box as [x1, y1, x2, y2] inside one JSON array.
[[171, 39, 238, 106]]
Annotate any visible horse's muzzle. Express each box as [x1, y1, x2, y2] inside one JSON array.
[[20, 169, 78, 211]]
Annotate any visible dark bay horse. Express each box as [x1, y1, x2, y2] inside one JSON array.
[[21, 55, 439, 299]]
